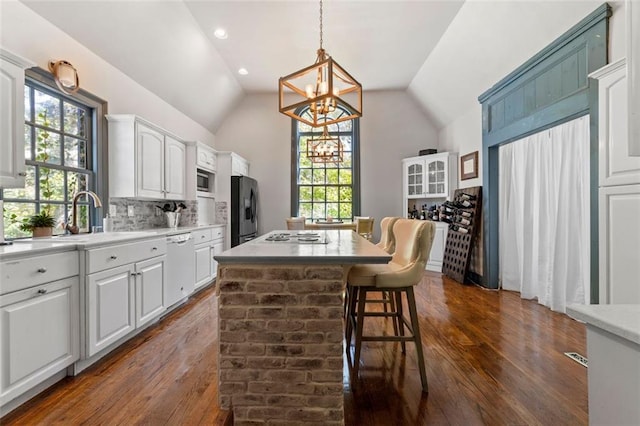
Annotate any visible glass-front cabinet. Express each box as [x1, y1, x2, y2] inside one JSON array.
[[402, 152, 457, 199]]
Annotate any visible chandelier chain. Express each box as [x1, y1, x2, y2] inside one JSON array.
[[319, 0, 323, 50]]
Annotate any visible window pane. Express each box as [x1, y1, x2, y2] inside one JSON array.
[[312, 169, 325, 184], [35, 129, 62, 165], [24, 124, 32, 161], [312, 203, 326, 219], [299, 203, 312, 218], [339, 186, 352, 202], [24, 87, 31, 121], [326, 203, 339, 218], [299, 169, 312, 184], [326, 186, 339, 202], [299, 186, 312, 202], [3, 202, 35, 239], [341, 136, 352, 152], [64, 102, 87, 137], [64, 136, 87, 168], [66, 203, 89, 233], [339, 169, 352, 184], [4, 166, 36, 200], [312, 187, 325, 202], [39, 167, 65, 202], [339, 203, 352, 219], [67, 172, 88, 196], [40, 203, 65, 233], [34, 89, 61, 130], [341, 152, 352, 168], [326, 168, 338, 184]]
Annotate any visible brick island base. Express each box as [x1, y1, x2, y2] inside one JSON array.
[[217, 264, 348, 426]]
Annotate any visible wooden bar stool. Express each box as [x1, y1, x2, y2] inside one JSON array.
[[285, 217, 306, 230], [345, 219, 435, 392]]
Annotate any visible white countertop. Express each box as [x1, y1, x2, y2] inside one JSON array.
[[566, 304, 640, 345], [214, 230, 392, 265], [0, 224, 225, 260]]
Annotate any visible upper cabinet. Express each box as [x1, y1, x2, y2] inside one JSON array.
[[196, 143, 217, 173], [0, 49, 34, 188], [591, 59, 640, 187], [628, 0, 640, 156], [107, 115, 186, 200], [402, 152, 458, 199]]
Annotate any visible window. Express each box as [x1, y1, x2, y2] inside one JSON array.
[[291, 106, 360, 221], [2, 71, 107, 239]]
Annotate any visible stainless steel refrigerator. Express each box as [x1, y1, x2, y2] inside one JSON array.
[[231, 176, 258, 247]]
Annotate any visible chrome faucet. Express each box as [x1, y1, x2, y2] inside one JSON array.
[[66, 191, 103, 234]]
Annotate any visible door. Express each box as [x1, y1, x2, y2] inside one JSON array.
[[136, 123, 164, 199], [426, 223, 448, 272], [135, 256, 166, 328], [165, 136, 186, 199], [0, 277, 79, 405], [87, 265, 135, 356], [194, 244, 212, 289], [210, 241, 224, 282], [426, 157, 447, 196]]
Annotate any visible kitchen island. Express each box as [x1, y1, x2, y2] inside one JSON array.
[[214, 230, 391, 426]]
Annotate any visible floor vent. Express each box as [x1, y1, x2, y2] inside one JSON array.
[[564, 352, 588, 367]]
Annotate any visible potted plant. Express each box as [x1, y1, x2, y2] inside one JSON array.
[[20, 211, 56, 238]]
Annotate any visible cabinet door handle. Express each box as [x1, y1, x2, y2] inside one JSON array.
[[152, 247, 158, 251], [37, 267, 47, 273], [201, 235, 206, 239], [37, 288, 48, 294], [18, 172, 27, 177], [110, 255, 118, 260]]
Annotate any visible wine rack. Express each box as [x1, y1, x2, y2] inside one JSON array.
[[442, 186, 482, 284]]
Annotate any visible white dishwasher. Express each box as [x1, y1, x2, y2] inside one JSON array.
[[165, 232, 195, 308]]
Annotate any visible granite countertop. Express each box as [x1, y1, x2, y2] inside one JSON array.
[[214, 230, 392, 265], [0, 224, 225, 260], [567, 304, 640, 345]]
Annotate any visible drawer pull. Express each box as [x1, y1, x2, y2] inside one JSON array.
[[37, 288, 48, 295], [37, 268, 47, 273], [152, 247, 158, 251], [18, 172, 27, 177], [201, 235, 206, 239], [110, 255, 118, 260]]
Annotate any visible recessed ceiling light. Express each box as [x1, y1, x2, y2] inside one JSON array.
[[214, 28, 228, 40], [238, 68, 249, 76]]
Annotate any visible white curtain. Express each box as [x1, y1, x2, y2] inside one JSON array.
[[499, 115, 590, 313]]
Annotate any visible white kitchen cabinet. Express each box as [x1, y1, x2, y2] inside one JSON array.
[[426, 222, 449, 272], [591, 59, 640, 304], [0, 276, 79, 407], [107, 115, 186, 200], [402, 152, 457, 200], [85, 238, 167, 356], [0, 49, 34, 188], [211, 227, 225, 281], [197, 142, 217, 173], [194, 243, 212, 289], [87, 264, 135, 356]]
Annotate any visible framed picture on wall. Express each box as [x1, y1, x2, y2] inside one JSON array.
[[460, 151, 479, 180]]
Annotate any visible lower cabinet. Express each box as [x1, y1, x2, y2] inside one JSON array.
[[426, 222, 448, 272], [211, 240, 224, 280], [87, 255, 166, 357], [194, 243, 213, 289], [0, 277, 79, 406]]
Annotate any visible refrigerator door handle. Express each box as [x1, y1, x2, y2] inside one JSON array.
[[250, 189, 257, 223]]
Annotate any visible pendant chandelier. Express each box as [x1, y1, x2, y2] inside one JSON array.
[[307, 126, 344, 164], [278, 0, 362, 128]]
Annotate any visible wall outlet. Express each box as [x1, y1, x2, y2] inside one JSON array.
[[127, 205, 135, 217], [109, 204, 117, 217]]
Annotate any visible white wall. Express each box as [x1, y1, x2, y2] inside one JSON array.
[[0, 1, 215, 146], [214, 90, 438, 239]]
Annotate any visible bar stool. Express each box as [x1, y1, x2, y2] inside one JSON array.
[[345, 219, 435, 392], [355, 217, 374, 240]]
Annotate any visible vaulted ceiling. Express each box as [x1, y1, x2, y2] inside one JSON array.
[[21, 0, 605, 134]]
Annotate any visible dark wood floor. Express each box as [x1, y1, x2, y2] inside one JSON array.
[[2, 272, 588, 425]]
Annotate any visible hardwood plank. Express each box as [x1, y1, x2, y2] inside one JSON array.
[[1, 273, 587, 425]]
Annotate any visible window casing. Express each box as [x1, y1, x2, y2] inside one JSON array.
[[2, 70, 107, 239], [291, 106, 360, 221]]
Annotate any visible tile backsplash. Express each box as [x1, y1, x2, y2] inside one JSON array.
[[108, 198, 197, 231]]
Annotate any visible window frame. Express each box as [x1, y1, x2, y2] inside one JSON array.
[[290, 106, 360, 220], [1, 67, 108, 239]]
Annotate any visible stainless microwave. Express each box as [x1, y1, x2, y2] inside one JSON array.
[[197, 170, 211, 192]]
